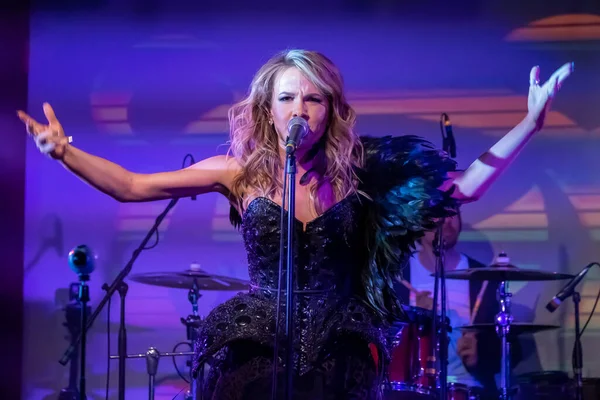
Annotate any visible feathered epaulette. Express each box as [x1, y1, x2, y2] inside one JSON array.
[[356, 135, 459, 321]]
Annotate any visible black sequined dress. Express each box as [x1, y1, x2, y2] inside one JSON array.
[[192, 136, 458, 399]]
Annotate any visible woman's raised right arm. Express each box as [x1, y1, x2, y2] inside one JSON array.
[[18, 103, 237, 202]]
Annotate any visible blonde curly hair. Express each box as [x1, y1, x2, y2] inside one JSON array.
[[228, 49, 363, 212]]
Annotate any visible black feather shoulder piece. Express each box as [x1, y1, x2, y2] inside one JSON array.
[[357, 135, 459, 321]]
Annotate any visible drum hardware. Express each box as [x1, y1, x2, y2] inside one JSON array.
[[383, 304, 452, 399], [180, 275, 202, 400], [544, 262, 600, 400], [422, 253, 576, 400], [442, 266, 575, 282], [58, 198, 180, 400], [496, 279, 512, 400], [57, 155, 204, 399], [57, 283, 153, 400], [129, 263, 249, 399], [455, 253, 571, 400], [457, 323, 559, 336], [129, 265, 251, 291], [110, 347, 195, 400]]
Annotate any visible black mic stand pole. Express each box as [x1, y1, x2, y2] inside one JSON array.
[[430, 224, 448, 399], [115, 281, 129, 399], [59, 197, 179, 400], [572, 291, 583, 400], [77, 273, 91, 400], [431, 112, 454, 399], [283, 149, 297, 400], [429, 229, 440, 383], [59, 283, 89, 400]]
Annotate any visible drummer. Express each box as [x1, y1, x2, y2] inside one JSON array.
[[394, 207, 522, 398]]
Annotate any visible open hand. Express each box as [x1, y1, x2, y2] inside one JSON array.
[[17, 103, 71, 160], [527, 62, 574, 130]]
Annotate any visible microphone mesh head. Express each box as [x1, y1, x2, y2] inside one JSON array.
[[287, 116, 308, 135]]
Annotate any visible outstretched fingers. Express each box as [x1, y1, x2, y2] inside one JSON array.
[[542, 62, 574, 93], [43, 103, 60, 127], [529, 66, 540, 86], [17, 110, 45, 136]]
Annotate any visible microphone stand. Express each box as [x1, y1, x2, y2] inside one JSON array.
[[59, 197, 179, 400], [430, 223, 448, 399], [572, 291, 583, 400], [59, 283, 89, 400], [430, 112, 453, 399], [283, 150, 297, 400], [116, 281, 129, 399], [77, 273, 91, 400]]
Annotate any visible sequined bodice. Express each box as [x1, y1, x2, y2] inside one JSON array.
[[193, 135, 457, 379], [241, 196, 366, 296]]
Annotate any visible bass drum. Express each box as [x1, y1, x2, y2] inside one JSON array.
[[383, 305, 450, 399]]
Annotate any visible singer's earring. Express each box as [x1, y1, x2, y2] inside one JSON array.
[[268, 119, 273, 125]]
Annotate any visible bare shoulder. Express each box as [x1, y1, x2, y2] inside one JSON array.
[[128, 154, 242, 202], [186, 154, 241, 193], [187, 154, 240, 171]]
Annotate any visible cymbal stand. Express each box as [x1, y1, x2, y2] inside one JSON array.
[[496, 280, 514, 400], [181, 280, 202, 400], [110, 347, 194, 400]]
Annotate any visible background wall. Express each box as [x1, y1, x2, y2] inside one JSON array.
[[1, 1, 29, 399], [19, 1, 600, 398]]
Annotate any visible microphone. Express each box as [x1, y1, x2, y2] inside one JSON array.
[[546, 262, 596, 312], [285, 117, 309, 154], [440, 113, 456, 158], [68, 245, 96, 279]]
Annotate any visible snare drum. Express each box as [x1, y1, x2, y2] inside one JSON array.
[[383, 305, 451, 398]]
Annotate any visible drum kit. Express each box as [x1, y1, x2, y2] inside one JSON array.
[[79, 258, 579, 400], [382, 257, 577, 400], [114, 263, 251, 400]]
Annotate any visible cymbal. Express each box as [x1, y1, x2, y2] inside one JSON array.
[[436, 267, 575, 281], [458, 323, 560, 335], [129, 269, 250, 291]]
